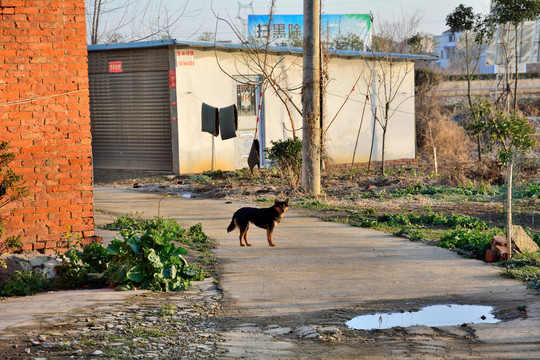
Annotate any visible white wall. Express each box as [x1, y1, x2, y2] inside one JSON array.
[[323, 57, 416, 165], [173, 47, 416, 174]]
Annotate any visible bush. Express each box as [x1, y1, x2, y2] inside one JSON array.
[[265, 138, 302, 189], [438, 228, 502, 259], [106, 227, 196, 291], [53, 241, 110, 290], [500, 251, 540, 291], [0, 270, 51, 297], [0, 141, 29, 263], [0, 216, 210, 296]]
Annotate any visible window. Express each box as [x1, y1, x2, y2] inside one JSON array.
[[236, 83, 257, 116]]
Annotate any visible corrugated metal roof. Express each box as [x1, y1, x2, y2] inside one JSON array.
[[88, 39, 438, 62]]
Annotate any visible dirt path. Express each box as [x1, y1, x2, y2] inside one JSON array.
[[94, 187, 540, 359]]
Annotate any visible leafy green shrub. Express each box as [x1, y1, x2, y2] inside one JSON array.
[[388, 183, 499, 199], [533, 233, 540, 247], [393, 227, 427, 242], [53, 241, 110, 290], [377, 212, 489, 230], [105, 227, 197, 291], [500, 251, 540, 291], [1, 141, 29, 265], [104, 216, 210, 253], [515, 181, 540, 199], [0, 270, 51, 297], [265, 138, 302, 189], [438, 228, 502, 259], [378, 213, 412, 226]]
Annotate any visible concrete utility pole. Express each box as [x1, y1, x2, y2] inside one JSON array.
[[302, 0, 321, 195]]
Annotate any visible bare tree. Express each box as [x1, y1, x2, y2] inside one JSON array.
[[212, 2, 374, 192], [364, 10, 423, 174], [489, 0, 540, 112], [86, 0, 202, 44], [446, 4, 492, 162]]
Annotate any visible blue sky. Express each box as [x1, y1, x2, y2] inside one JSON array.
[[182, 0, 491, 41], [92, 0, 492, 43]]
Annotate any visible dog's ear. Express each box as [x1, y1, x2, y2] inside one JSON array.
[[284, 198, 289, 206], [274, 198, 279, 205]]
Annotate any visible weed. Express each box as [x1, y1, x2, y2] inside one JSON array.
[[393, 227, 428, 242], [364, 207, 376, 215], [53, 236, 110, 290], [0, 270, 51, 297], [185, 174, 212, 184], [514, 181, 540, 199], [160, 303, 177, 315], [438, 228, 502, 259]]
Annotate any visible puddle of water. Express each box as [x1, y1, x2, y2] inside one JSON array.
[[346, 304, 499, 330]]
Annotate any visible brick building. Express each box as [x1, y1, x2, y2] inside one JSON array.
[[1, 0, 95, 252]]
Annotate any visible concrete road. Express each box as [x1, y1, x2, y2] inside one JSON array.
[[92, 187, 540, 359]]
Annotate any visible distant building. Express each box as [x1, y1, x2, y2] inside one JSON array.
[[434, 19, 540, 74], [485, 20, 540, 74], [433, 30, 460, 70]]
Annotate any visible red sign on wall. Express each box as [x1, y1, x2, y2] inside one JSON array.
[[169, 70, 176, 88], [109, 61, 122, 73], [177, 50, 195, 66]]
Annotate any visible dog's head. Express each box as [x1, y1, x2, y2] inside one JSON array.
[[273, 198, 289, 216]]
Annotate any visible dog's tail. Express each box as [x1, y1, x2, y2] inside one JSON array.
[[227, 217, 236, 233]]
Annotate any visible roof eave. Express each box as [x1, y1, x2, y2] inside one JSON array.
[[88, 39, 438, 62]]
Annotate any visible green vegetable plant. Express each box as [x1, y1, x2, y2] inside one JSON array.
[[53, 239, 110, 290], [105, 227, 197, 291], [438, 228, 503, 259]]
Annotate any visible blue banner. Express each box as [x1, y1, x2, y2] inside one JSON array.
[[248, 14, 372, 51]]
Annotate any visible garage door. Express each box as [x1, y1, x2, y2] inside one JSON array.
[[88, 47, 172, 171]]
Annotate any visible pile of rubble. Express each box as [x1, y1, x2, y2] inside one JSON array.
[[485, 225, 539, 262]]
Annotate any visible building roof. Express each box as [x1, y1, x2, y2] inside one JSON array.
[[88, 39, 438, 62]]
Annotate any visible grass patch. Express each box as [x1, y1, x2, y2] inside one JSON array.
[[499, 251, 540, 291], [0, 216, 212, 297]]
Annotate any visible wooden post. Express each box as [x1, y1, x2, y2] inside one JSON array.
[[302, 0, 321, 194], [507, 160, 513, 257]]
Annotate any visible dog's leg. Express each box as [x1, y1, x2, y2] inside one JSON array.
[[239, 224, 252, 247], [266, 224, 276, 247], [238, 230, 245, 246], [243, 227, 252, 246]]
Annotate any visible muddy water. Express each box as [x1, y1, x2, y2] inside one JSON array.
[[346, 304, 499, 330]]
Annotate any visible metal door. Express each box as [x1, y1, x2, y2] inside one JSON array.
[[88, 47, 172, 171]]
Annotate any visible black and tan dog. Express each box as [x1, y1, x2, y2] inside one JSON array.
[[227, 198, 289, 247]]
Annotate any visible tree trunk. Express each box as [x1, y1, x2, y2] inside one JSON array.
[[302, 0, 321, 195], [506, 160, 513, 258], [367, 108, 377, 174], [476, 136, 482, 162], [381, 126, 386, 175], [513, 23, 519, 112]]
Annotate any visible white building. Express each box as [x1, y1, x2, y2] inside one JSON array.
[[433, 30, 460, 70], [88, 40, 435, 174], [435, 19, 540, 74]]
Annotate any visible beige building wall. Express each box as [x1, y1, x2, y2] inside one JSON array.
[[173, 47, 416, 174]]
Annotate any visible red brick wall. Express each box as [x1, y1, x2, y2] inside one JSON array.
[[1, 0, 94, 253]]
